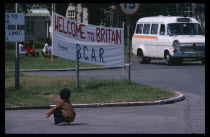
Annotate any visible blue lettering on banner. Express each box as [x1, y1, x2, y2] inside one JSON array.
[[76, 44, 82, 59], [76, 44, 105, 63], [58, 43, 68, 51], [99, 48, 105, 63], [83, 46, 89, 60], [91, 48, 97, 62]]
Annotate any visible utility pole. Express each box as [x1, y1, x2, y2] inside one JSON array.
[[118, 3, 142, 83], [75, 3, 77, 21], [54, 3, 56, 13], [81, 3, 83, 23], [51, 3, 55, 63], [127, 17, 131, 83]]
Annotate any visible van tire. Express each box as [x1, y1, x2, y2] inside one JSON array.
[[146, 58, 151, 64], [138, 50, 147, 64], [174, 58, 183, 65], [165, 51, 173, 66], [201, 58, 205, 65]]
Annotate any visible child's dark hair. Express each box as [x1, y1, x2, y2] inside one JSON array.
[[60, 88, 71, 100]]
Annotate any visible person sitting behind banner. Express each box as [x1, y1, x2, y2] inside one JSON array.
[[19, 42, 26, 55], [42, 39, 52, 57], [26, 44, 39, 57]]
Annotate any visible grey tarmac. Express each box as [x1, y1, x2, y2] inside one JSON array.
[[5, 59, 205, 134]]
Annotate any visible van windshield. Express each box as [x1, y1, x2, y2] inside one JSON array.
[[167, 23, 204, 36]]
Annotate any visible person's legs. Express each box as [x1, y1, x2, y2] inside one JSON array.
[[27, 53, 32, 56], [48, 50, 51, 56], [52, 109, 67, 125], [43, 51, 49, 57], [36, 52, 39, 57], [30, 52, 36, 57], [41, 51, 44, 56]]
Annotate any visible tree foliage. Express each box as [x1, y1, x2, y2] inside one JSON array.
[[54, 3, 69, 17], [5, 3, 33, 13], [5, 3, 123, 27], [5, 3, 68, 17], [82, 3, 116, 26]]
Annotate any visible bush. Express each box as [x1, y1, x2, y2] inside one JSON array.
[[34, 40, 46, 48], [5, 49, 15, 62], [25, 40, 46, 49], [5, 42, 16, 50], [5, 40, 46, 50]]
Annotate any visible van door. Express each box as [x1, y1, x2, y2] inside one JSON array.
[[132, 24, 143, 55], [156, 24, 168, 58], [150, 24, 159, 57], [141, 23, 152, 57]]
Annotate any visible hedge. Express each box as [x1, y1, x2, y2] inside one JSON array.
[[5, 40, 46, 50]]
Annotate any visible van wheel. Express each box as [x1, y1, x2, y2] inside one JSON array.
[[138, 50, 147, 64], [201, 58, 205, 65], [174, 58, 183, 65], [165, 51, 173, 66], [146, 58, 151, 64]]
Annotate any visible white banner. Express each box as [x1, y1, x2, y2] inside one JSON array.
[[52, 12, 124, 67]]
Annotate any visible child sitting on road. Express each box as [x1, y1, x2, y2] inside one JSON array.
[[45, 88, 76, 126]]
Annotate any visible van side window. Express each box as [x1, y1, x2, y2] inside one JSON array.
[[160, 24, 165, 35], [136, 24, 143, 34], [143, 24, 150, 34], [151, 24, 158, 34]]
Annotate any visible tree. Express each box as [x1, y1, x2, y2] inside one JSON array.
[[5, 3, 34, 13], [53, 3, 69, 16], [82, 3, 116, 26], [5, 3, 124, 27], [5, 3, 69, 17]]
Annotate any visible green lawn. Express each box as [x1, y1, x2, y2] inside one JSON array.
[[5, 48, 103, 70], [5, 72, 177, 106], [5, 48, 177, 107], [5, 47, 137, 70]]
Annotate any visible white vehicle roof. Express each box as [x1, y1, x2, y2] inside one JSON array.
[[137, 15, 199, 24]]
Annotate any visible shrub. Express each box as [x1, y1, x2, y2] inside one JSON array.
[[5, 42, 16, 50], [5, 40, 46, 50], [34, 40, 46, 48]]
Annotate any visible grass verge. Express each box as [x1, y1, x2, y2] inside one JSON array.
[[5, 47, 137, 70], [5, 72, 177, 107], [5, 49, 103, 70]]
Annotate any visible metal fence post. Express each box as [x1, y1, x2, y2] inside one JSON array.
[[15, 3, 19, 90], [127, 17, 131, 83], [76, 50, 79, 89]]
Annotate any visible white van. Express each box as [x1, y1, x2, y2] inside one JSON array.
[[132, 16, 205, 65]]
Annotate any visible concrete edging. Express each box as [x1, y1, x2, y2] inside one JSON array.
[[5, 91, 185, 110]]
